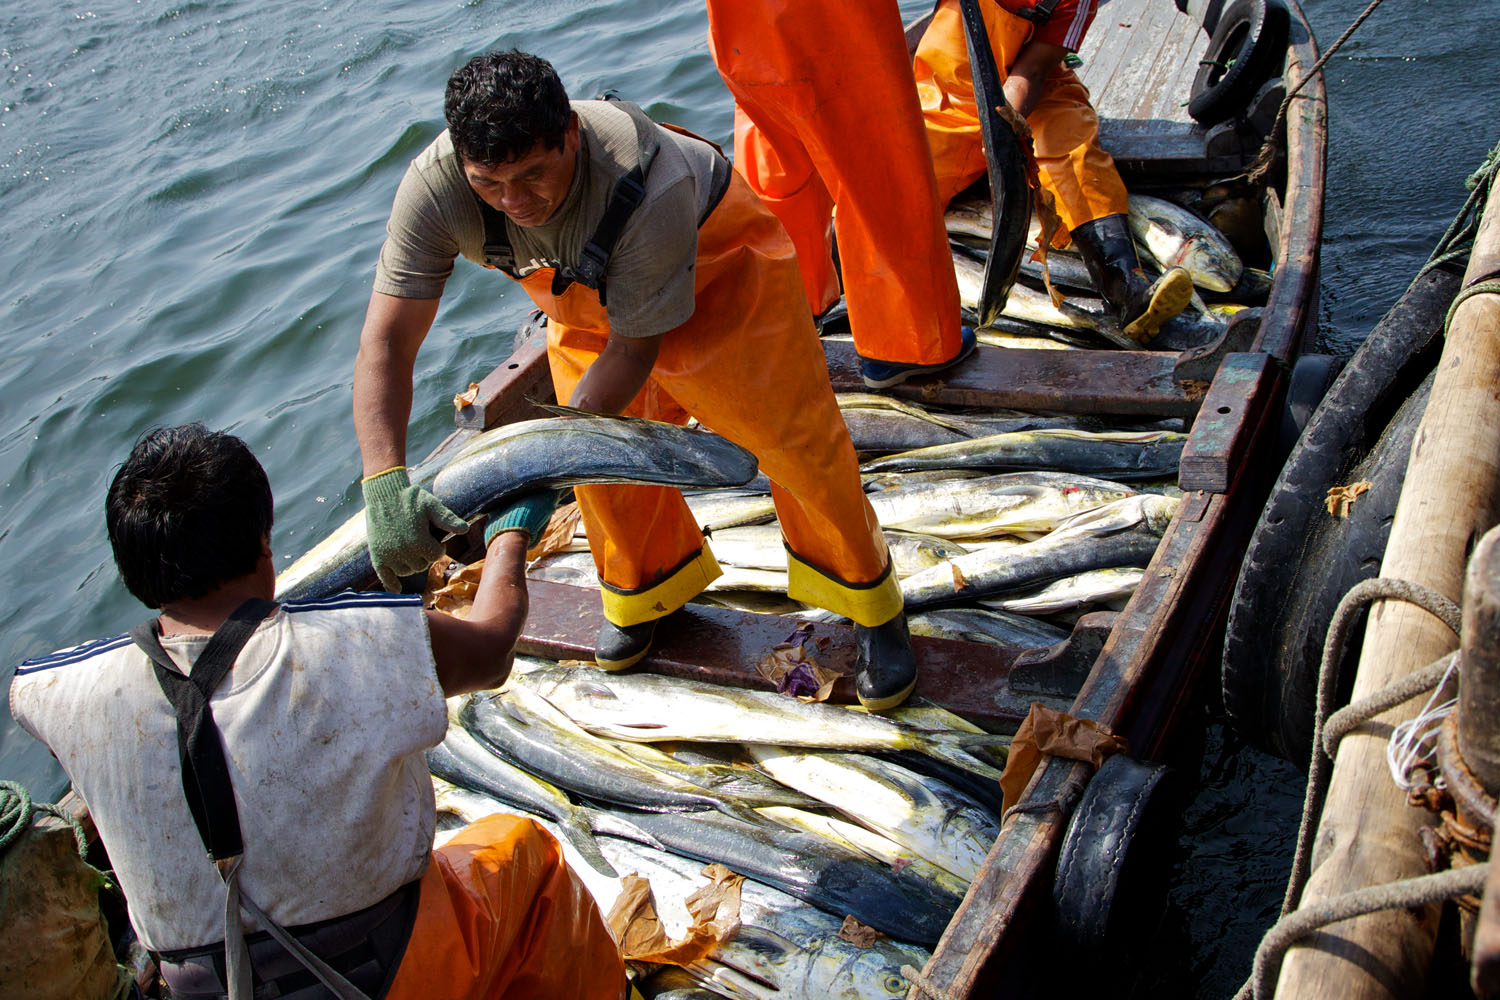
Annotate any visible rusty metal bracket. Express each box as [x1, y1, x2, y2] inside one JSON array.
[[1172, 308, 1263, 385], [1008, 612, 1117, 697]]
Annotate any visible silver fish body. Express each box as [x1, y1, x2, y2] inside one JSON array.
[[745, 745, 1000, 882], [907, 607, 1069, 649], [1127, 193, 1243, 293], [516, 665, 1009, 781], [900, 494, 1180, 608], [864, 471, 1137, 539], [860, 428, 1185, 480]]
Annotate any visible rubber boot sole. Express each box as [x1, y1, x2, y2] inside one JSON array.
[[856, 675, 918, 712], [594, 621, 657, 672], [1123, 267, 1194, 344]]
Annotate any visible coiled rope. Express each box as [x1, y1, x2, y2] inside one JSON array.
[[0, 780, 89, 860], [1420, 140, 1500, 281], [1230, 578, 1464, 1000]]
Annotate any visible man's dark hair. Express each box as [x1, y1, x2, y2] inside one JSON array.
[[444, 49, 572, 166], [106, 424, 274, 609]]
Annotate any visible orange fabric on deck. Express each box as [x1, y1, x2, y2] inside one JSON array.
[[707, 0, 962, 366], [520, 172, 891, 625], [913, 0, 1128, 235], [383, 814, 624, 1000]]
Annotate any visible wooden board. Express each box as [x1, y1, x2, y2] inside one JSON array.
[[514, 580, 1073, 730], [824, 340, 1202, 416]]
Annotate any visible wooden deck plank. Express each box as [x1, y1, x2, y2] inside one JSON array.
[[514, 580, 1052, 730], [824, 340, 1201, 416]]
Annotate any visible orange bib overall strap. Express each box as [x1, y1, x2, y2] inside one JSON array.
[[708, 0, 963, 368], [913, 0, 1128, 235], [515, 171, 902, 628], [383, 815, 626, 1000]]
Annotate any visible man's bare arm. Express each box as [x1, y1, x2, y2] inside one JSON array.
[[426, 529, 530, 696], [1003, 41, 1067, 118], [566, 332, 664, 415], [352, 291, 442, 475]]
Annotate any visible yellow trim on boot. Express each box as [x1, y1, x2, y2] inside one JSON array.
[[785, 548, 904, 627], [1123, 266, 1194, 343], [598, 543, 722, 627]]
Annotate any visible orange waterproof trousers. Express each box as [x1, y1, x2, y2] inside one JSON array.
[[913, 0, 1128, 236], [707, 0, 963, 367], [383, 814, 624, 1000], [517, 172, 901, 629]]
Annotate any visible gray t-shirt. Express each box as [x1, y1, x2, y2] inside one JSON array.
[[375, 100, 728, 338]]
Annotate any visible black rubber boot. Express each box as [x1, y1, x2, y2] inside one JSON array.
[[1069, 214, 1193, 344], [853, 613, 918, 711], [594, 619, 657, 672]]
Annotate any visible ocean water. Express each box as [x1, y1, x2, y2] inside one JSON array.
[[2, 0, 1495, 992]]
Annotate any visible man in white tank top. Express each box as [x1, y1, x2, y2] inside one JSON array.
[[11, 424, 625, 1000]]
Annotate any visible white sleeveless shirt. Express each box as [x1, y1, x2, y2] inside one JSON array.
[[10, 590, 447, 952]]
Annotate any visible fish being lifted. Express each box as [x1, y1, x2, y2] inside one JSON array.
[[276, 413, 759, 601]]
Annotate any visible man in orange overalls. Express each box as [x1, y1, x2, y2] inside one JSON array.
[[705, 0, 976, 389], [352, 50, 919, 710], [913, 0, 1193, 342]]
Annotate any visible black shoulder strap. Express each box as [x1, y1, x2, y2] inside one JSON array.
[[551, 163, 647, 305], [1021, 0, 1062, 24], [476, 196, 516, 274], [131, 598, 278, 862]]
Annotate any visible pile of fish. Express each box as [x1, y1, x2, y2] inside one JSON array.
[[429, 660, 1014, 999], [944, 189, 1267, 351], [528, 393, 1182, 638]]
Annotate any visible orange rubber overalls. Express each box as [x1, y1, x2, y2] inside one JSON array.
[[384, 814, 625, 1000], [706, 0, 964, 368], [520, 170, 902, 629], [914, 0, 1127, 236]]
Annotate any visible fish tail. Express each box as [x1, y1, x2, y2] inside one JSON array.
[[916, 731, 1010, 782], [559, 811, 620, 879], [587, 808, 668, 853], [717, 799, 772, 828]]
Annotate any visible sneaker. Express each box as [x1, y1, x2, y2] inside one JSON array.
[[853, 614, 918, 711], [594, 619, 657, 672], [858, 325, 977, 389]]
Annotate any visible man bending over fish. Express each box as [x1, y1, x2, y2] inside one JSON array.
[[913, 0, 1194, 343], [352, 50, 920, 709], [10, 425, 624, 1000]]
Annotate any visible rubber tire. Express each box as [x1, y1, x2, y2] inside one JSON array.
[[1222, 263, 1460, 763], [1188, 0, 1291, 127], [1276, 353, 1342, 458], [1051, 756, 1179, 959], [1257, 372, 1433, 765]]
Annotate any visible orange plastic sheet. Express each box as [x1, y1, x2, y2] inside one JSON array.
[[998, 702, 1130, 813], [384, 814, 626, 1000]]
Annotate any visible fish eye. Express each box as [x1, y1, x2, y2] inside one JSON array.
[[885, 974, 907, 994]]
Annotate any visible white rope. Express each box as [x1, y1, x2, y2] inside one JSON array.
[[1384, 653, 1459, 792]]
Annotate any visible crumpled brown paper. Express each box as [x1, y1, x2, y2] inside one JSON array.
[[527, 501, 582, 561], [453, 381, 481, 409], [1325, 481, 1371, 518], [755, 626, 845, 702], [998, 702, 1130, 814], [605, 865, 743, 965], [837, 915, 887, 947], [426, 556, 482, 618]]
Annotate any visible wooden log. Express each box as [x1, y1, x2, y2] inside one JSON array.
[[1460, 527, 1500, 802], [1275, 179, 1500, 999]]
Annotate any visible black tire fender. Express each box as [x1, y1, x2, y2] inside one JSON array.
[[1188, 0, 1292, 127], [1277, 352, 1343, 457], [1221, 264, 1459, 762], [1052, 755, 1178, 954]]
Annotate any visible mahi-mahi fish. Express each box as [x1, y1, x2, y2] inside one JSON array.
[[860, 429, 1185, 480], [276, 414, 759, 601], [516, 665, 1010, 781], [900, 494, 1179, 609]]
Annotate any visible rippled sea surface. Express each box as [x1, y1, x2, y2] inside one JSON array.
[[2, 0, 1495, 992]]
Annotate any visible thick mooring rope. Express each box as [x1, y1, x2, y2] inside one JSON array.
[[0, 780, 89, 860], [1229, 577, 1464, 1000]]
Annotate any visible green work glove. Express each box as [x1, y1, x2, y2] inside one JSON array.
[[362, 467, 470, 591], [483, 489, 561, 547]]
